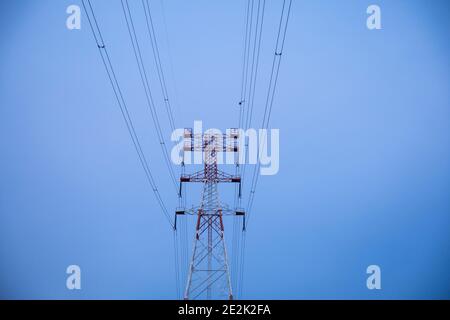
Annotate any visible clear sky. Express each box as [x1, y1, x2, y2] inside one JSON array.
[[0, 0, 449, 299]]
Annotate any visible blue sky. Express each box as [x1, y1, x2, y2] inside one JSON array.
[[0, 0, 449, 299]]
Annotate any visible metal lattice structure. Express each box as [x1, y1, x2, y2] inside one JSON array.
[[178, 129, 243, 300]]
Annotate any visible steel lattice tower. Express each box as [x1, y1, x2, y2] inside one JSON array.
[[177, 129, 243, 300]]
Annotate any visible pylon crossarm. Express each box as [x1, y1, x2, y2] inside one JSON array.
[[181, 169, 240, 183], [184, 206, 235, 216]]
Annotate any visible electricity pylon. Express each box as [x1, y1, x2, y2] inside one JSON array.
[[177, 129, 244, 300]]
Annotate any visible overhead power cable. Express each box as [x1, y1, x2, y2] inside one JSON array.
[[239, 0, 293, 298], [244, 0, 266, 132], [82, 0, 174, 229], [246, 0, 292, 229], [240, 0, 266, 216], [233, 0, 253, 298], [142, 0, 176, 132], [121, 0, 178, 194]]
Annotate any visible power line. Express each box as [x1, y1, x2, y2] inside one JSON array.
[[240, 0, 266, 216], [238, 0, 252, 131], [120, 0, 178, 194], [142, 0, 188, 298], [246, 0, 293, 229], [235, 1, 266, 295], [244, 0, 266, 132], [82, 0, 174, 229], [233, 0, 254, 298], [238, 228, 247, 298], [238, 0, 293, 298], [120, 0, 183, 298], [159, 0, 183, 124], [142, 0, 176, 132], [173, 228, 181, 298]]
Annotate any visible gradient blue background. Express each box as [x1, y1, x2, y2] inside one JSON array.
[[0, 0, 449, 299]]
